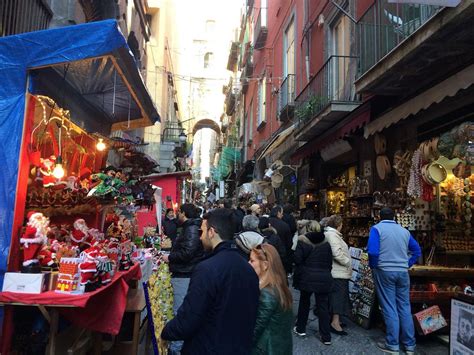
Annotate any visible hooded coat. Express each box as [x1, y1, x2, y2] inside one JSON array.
[[168, 218, 206, 276], [293, 232, 333, 293]]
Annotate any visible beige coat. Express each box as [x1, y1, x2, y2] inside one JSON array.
[[324, 226, 352, 279]]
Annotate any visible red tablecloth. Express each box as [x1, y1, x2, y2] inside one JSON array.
[[0, 263, 141, 335]]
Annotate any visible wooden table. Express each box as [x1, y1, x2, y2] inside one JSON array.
[[0, 264, 141, 354]]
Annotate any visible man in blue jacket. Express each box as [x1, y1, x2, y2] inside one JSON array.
[[161, 208, 260, 354], [367, 207, 421, 355]]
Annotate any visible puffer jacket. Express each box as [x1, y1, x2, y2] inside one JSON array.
[[324, 226, 352, 279], [293, 232, 333, 293], [168, 218, 206, 276], [252, 287, 293, 355]]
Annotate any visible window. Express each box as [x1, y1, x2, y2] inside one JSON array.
[[284, 17, 295, 77], [331, 15, 351, 100], [257, 76, 266, 127], [204, 52, 214, 68], [248, 100, 254, 143]]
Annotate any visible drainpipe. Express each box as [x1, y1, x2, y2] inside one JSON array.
[[305, 54, 310, 82]]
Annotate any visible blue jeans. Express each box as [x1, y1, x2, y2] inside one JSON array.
[[169, 277, 190, 354], [373, 270, 416, 352]]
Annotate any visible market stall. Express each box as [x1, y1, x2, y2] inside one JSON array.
[[296, 117, 473, 335], [0, 20, 167, 354]]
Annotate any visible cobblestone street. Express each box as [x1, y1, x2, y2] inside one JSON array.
[[291, 290, 448, 355]]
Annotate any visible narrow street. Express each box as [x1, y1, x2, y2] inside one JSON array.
[[0, 0, 473, 354], [290, 290, 447, 355]]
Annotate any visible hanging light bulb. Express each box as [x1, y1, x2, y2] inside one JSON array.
[[53, 156, 65, 179], [96, 138, 106, 151], [53, 122, 65, 179]]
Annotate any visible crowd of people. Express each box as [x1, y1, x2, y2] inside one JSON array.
[[157, 199, 421, 355]]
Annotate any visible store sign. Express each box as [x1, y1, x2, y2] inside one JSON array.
[[388, 0, 461, 6]]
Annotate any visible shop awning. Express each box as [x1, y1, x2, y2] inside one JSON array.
[[364, 64, 474, 138], [291, 105, 370, 163], [0, 20, 160, 285], [257, 124, 296, 161], [237, 160, 256, 186]]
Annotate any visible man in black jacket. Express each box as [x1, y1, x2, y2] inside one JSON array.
[[163, 203, 205, 354], [269, 205, 293, 273], [224, 198, 244, 233], [283, 203, 298, 236], [161, 208, 259, 355]]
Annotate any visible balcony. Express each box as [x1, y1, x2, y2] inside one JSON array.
[[356, 0, 474, 96], [240, 43, 254, 94], [225, 91, 236, 116], [254, 8, 267, 50], [295, 55, 360, 141], [0, 0, 52, 37], [162, 121, 183, 143], [278, 74, 295, 122], [227, 41, 240, 71]]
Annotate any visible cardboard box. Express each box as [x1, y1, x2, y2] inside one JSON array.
[[2, 272, 48, 294], [414, 305, 447, 335]]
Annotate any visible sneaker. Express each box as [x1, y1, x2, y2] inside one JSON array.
[[320, 338, 331, 346], [403, 348, 415, 355], [293, 326, 306, 337], [376, 342, 399, 354]]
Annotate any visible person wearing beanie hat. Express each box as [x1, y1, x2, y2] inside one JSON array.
[[293, 223, 333, 346], [235, 231, 264, 260]]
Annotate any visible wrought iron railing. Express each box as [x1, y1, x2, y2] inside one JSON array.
[[295, 55, 359, 126], [357, 0, 441, 76], [279, 74, 296, 115], [254, 7, 267, 49], [162, 121, 183, 143], [0, 0, 52, 37]]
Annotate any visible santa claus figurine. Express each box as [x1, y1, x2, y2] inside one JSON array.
[[20, 212, 49, 273], [70, 218, 89, 248], [38, 243, 57, 269], [38, 155, 57, 187], [78, 246, 99, 292]]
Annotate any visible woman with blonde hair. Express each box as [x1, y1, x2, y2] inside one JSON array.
[[249, 243, 293, 354], [325, 214, 352, 335]]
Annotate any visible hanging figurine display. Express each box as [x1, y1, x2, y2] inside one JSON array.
[[38, 155, 57, 188]]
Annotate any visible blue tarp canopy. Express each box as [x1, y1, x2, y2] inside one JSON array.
[[0, 20, 160, 287]]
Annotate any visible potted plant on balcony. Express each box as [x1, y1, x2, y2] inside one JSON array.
[[295, 94, 324, 122]]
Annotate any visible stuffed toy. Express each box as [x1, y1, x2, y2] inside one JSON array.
[[119, 239, 135, 271], [38, 243, 57, 269], [20, 211, 49, 273], [39, 156, 57, 187], [78, 246, 100, 292], [96, 248, 114, 285], [70, 218, 89, 246]]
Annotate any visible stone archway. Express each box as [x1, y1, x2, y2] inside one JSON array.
[[192, 118, 221, 136]]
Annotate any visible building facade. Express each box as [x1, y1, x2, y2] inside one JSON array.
[[230, 0, 473, 207]]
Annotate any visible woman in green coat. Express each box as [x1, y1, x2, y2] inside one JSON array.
[[249, 243, 293, 355]]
